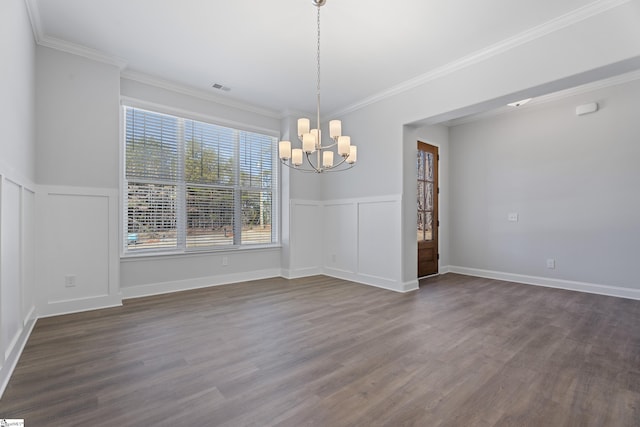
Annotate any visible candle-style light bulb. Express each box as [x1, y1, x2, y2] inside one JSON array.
[[292, 149, 303, 166], [279, 141, 291, 160], [347, 145, 357, 164]]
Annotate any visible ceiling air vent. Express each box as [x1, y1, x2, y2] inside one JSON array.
[[212, 83, 231, 92]]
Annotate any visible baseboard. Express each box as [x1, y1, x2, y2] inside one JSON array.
[[400, 279, 420, 292], [324, 268, 418, 293], [23, 305, 36, 327], [449, 266, 640, 301], [121, 268, 282, 299], [280, 267, 323, 280], [39, 294, 123, 318], [0, 316, 37, 399]]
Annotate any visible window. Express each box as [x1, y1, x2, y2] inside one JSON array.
[[124, 106, 278, 253]]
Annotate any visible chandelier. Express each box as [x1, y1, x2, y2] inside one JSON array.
[[278, 0, 357, 173]]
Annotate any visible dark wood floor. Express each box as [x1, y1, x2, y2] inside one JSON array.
[[1, 274, 639, 426]]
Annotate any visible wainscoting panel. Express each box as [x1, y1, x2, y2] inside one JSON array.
[[287, 200, 323, 278], [1, 179, 23, 362], [323, 202, 358, 274], [21, 188, 36, 325], [357, 197, 404, 290], [0, 174, 37, 398], [321, 195, 411, 292], [37, 186, 121, 317]]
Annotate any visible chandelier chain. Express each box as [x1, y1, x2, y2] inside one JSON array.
[[277, 0, 356, 173], [316, 4, 321, 140]]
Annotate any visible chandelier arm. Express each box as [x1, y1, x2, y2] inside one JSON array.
[[306, 151, 323, 173], [279, 160, 320, 173], [325, 154, 349, 170], [321, 162, 356, 173], [298, 135, 338, 150], [280, 158, 354, 173], [317, 140, 338, 150], [330, 164, 356, 172]]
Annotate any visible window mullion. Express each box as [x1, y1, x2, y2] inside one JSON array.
[[233, 130, 242, 245], [271, 139, 278, 244], [176, 118, 187, 249]]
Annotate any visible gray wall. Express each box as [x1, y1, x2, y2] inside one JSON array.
[[320, 1, 640, 291], [1, 0, 36, 182], [36, 46, 121, 188], [449, 78, 640, 289]]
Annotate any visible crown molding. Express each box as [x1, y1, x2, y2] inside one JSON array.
[[38, 35, 128, 69], [534, 67, 640, 103], [23, 0, 42, 43], [120, 70, 282, 120], [23, 0, 127, 68], [330, 0, 633, 118]]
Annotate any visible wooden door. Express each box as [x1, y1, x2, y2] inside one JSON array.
[[417, 142, 438, 277]]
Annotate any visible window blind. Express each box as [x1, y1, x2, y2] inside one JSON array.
[[124, 106, 278, 253], [184, 120, 235, 186], [126, 108, 179, 181]]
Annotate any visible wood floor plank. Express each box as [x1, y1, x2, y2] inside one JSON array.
[[1, 273, 639, 426]]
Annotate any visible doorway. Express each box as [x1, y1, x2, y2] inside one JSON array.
[[417, 141, 438, 277]]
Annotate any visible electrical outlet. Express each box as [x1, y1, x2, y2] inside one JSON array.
[[222, 256, 229, 266], [331, 254, 336, 263], [65, 275, 77, 287], [546, 259, 556, 269], [508, 213, 519, 222]]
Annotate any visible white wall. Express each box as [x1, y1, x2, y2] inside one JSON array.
[[36, 186, 121, 316], [449, 77, 640, 296], [321, 195, 408, 291], [0, 0, 38, 397]]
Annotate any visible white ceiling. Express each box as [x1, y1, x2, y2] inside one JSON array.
[[28, 0, 603, 116]]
